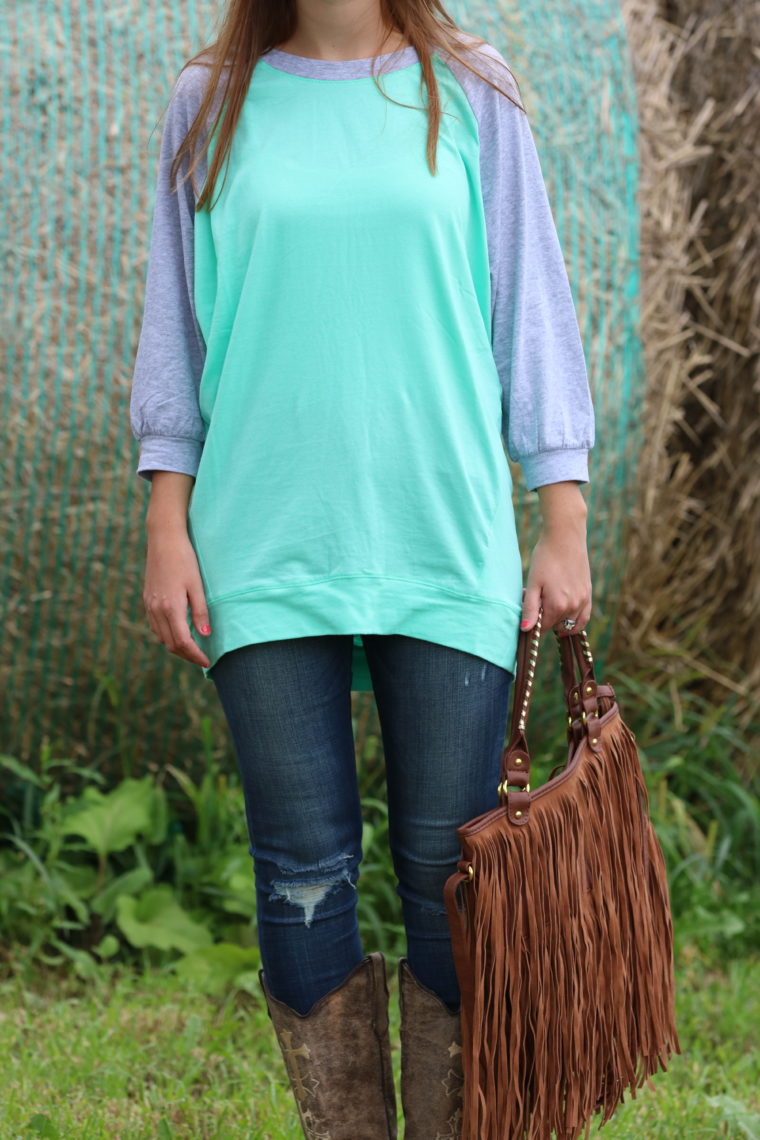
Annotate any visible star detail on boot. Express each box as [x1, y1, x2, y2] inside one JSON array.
[[300, 1106, 332, 1140], [448, 1040, 463, 1058], [435, 1106, 463, 1139], [442, 1066, 464, 1099]]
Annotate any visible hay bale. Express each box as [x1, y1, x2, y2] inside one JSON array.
[[616, 0, 760, 752]]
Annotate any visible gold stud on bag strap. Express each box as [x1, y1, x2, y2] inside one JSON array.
[[519, 607, 549, 733], [497, 608, 600, 822], [496, 608, 543, 807]]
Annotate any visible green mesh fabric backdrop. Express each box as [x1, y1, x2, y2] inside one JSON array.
[[2, 0, 642, 766]]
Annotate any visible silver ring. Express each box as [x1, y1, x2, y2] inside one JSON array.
[[562, 618, 577, 630]]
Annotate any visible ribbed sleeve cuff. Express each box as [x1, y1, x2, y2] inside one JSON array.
[[519, 448, 590, 492], [136, 436, 204, 482]]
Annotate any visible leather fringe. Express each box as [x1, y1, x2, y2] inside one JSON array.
[[448, 711, 682, 1140]]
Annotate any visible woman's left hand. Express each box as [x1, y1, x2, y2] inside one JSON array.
[[520, 487, 592, 636]]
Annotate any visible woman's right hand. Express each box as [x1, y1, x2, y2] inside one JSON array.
[[143, 528, 211, 668], [143, 472, 211, 669]]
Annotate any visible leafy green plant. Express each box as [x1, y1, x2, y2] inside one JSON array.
[[0, 743, 255, 980], [603, 671, 760, 959]]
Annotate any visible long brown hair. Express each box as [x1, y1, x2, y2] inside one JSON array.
[[168, 0, 525, 213]]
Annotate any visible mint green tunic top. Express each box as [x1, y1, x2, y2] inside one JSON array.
[[130, 39, 595, 690]]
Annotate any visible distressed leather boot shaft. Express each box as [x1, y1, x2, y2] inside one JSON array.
[[399, 958, 464, 1140], [260, 952, 397, 1139]]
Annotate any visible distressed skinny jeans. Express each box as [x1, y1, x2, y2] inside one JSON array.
[[210, 633, 513, 1015]]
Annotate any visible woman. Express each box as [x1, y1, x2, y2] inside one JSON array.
[[130, 0, 594, 1136]]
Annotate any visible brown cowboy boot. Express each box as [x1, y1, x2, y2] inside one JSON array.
[[259, 952, 398, 1139], [398, 958, 464, 1140]]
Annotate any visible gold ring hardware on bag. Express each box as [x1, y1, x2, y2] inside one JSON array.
[[466, 864, 474, 881], [497, 780, 531, 796]]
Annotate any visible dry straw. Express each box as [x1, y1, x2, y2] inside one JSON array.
[[614, 0, 759, 750]]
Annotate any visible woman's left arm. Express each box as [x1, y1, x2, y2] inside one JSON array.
[[445, 42, 596, 635], [520, 481, 592, 636]]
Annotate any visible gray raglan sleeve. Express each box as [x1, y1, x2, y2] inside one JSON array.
[[129, 66, 209, 482], [455, 44, 595, 492]]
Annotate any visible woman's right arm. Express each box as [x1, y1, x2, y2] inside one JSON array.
[[144, 472, 210, 669], [130, 66, 213, 668], [130, 65, 209, 481]]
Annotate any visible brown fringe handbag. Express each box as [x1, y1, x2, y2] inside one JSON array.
[[444, 606, 682, 1140]]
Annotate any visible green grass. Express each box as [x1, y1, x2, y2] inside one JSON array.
[[1, 950, 758, 1139]]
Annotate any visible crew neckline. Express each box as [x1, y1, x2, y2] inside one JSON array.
[[260, 43, 420, 80]]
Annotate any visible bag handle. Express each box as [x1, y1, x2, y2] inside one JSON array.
[[497, 606, 606, 825]]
